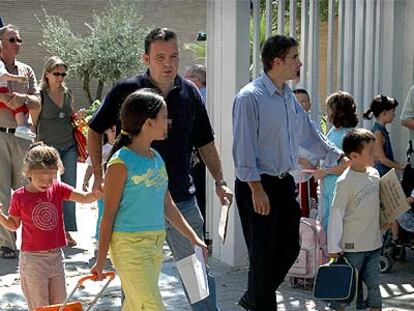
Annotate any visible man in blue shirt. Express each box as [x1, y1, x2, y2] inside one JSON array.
[[184, 64, 207, 102], [232, 35, 344, 310], [88, 28, 232, 310]]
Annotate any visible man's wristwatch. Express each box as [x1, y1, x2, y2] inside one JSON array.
[[215, 180, 228, 188], [337, 153, 345, 165]]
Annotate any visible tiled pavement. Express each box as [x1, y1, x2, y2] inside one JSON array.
[[2, 202, 413, 311], [1, 164, 413, 310]]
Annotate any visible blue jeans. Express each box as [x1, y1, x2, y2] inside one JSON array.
[[330, 248, 382, 310], [57, 144, 78, 231], [166, 197, 219, 311]]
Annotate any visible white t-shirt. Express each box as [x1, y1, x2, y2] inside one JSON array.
[[328, 167, 382, 253], [0, 60, 8, 87], [85, 143, 114, 167]]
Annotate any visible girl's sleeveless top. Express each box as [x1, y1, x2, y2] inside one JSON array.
[[108, 147, 168, 232], [372, 122, 394, 176]]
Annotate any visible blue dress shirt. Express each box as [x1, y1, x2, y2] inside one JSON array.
[[199, 87, 206, 102], [232, 73, 341, 182]]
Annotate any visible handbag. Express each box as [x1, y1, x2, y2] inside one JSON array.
[[71, 112, 88, 163], [313, 255, 358, 303]]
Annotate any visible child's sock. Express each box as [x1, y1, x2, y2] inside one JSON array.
[[14, 125, 36, 140]]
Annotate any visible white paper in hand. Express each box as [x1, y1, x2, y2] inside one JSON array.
[[175, 245, 209, 303], [218, 202, 230, 243]]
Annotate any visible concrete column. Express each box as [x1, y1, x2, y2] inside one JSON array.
[[300, 0, 309, 90], [326, 0, 335, 95], [343, 0, 355, 94], [206, 0, 249, 267], [336, 0, 344, 90], [252, 0, 261, 79], [308, 0, 320, 121], [278, 0, 285, 34], [353, 0, 365, 115], [289, 0, 297, 39], [362, 0, 376, 129], [265, 0, 273, 37]]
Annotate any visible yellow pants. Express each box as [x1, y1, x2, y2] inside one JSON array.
[[110, 230, 166, 311]]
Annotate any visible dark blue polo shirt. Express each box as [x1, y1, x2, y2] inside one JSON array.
[[88, 70, 214, 203]]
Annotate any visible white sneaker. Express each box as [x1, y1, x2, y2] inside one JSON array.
[[14, 125, 36, 140]]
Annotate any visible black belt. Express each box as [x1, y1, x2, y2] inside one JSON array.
[[276, 172, 289, 179], [0, 127, 16, 134]]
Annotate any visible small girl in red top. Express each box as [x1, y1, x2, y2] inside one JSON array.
[[0, 142, 96, 311]]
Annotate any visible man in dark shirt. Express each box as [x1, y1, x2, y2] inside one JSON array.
[[88, 27, 232, 310]]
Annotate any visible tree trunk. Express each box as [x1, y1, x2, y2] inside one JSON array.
[[83, 77, 93, 104], [95, 79, 104, 101]]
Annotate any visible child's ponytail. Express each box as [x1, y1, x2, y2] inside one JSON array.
[[108, 130, 132, 160], [362, 108, 373, 120], [365, 94, 399, 119]]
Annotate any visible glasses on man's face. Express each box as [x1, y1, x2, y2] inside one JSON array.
[[284, 55, 300, 62], [8, 37, 22, 44], [52, 72, 67, 78]]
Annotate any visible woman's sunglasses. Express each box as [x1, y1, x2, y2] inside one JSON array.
[[52, 72, 67, 77], [8, 37, 22, 44]]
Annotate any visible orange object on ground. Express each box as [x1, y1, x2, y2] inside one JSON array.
[[34, 272, 115, 311]]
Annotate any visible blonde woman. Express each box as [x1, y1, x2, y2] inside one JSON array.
[[35, 56, 82, 246]]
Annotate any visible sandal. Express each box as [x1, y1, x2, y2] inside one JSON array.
[[65, 232, 77, 247], [0, 246, 16, 259]]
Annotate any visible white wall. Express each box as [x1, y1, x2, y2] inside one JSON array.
[[206, 0, 250, 267]]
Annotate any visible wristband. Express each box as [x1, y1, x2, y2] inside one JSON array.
[[215, 180, 228, 187]]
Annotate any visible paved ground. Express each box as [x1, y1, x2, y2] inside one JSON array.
[[1, 164, 413, 310]]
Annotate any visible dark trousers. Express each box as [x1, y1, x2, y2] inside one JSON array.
[[191, 159, 206, 238], [235, 174, 301, 311]]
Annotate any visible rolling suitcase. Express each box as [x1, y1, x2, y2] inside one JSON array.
[[34, 272, 115, 311], [288, 169, 329, 289]]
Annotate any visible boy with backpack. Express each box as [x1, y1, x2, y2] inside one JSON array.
[[327, 128, 383, 311]]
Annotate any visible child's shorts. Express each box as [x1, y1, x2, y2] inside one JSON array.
[[0, 86, 29, 116], [0, 101, 29, 116], [19, 248, 66, 311], [329, 248, 382, 310]]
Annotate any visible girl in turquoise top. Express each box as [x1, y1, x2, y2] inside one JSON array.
[[316, 92, 358, 231], [91, 89, 207, 311]]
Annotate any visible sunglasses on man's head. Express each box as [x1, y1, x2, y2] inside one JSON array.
[[52, 72, 67, 77], [8, 37, 22, 44]]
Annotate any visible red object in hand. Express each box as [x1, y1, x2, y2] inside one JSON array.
[[71, 113, 88, 163]]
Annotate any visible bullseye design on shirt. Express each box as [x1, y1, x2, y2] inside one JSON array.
[[32, 201, 58, 231]]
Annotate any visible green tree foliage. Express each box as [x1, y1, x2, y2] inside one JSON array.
[[184, 42, 206, 61], [37, 0, 149, 104], [184, 0, 337, 62]]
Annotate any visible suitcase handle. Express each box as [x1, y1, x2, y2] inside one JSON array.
[[299, 169, 325, 222], [58, 272, 116, 311], [77, 271, 116, 287]]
